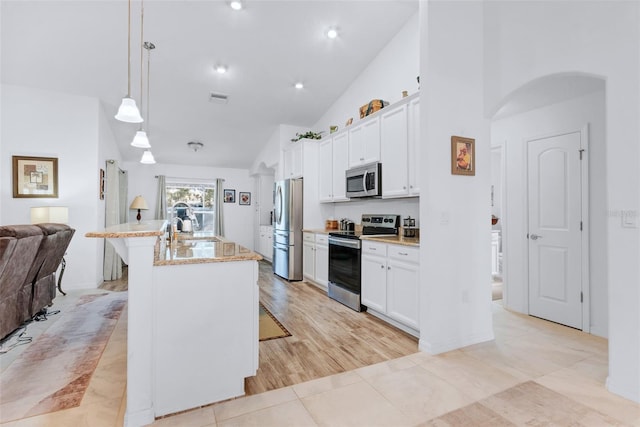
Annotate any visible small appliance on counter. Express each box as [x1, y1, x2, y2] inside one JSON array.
[[339, 218, 355, 231], [327, 214, 400, 312], [402, 216, 417, 238]]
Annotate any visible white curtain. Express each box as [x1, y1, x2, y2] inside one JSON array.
[[155, 175, 167, 219], [103, 160, 125, 280], [215, 178, 225, 236]]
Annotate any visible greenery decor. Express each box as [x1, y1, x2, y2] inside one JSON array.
[[291, 131, 324, 142]]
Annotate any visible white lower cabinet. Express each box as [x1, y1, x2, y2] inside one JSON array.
[[303, 232, 328, 290], [361, 241, 419, 335], [258, 226, 273, 261]]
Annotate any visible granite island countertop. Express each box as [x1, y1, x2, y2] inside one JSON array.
[[154, 234, 262, 266], [85, 219, 167, 238]]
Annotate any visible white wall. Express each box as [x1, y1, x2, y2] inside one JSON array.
[[484, 0, 639, 402], [1, 84, 106, 289], [123, 162, 255, 250], [419, 1, 494, 354], [313, 13, 420, 135], [491, 90, 607, 337]]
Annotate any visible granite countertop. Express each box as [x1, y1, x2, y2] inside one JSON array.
[[360, 235, 420, 247], [85, 220, 167, 238], [154, 235, 262, 266]]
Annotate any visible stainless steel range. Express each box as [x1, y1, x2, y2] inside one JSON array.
[[327, 214, 399, 312]]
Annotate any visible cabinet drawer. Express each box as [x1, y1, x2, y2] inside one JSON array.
[[362, 241, 387, 256], [388, 244, 419, 263], [315, 234, 329, 245], [303, 232, 315, 243]]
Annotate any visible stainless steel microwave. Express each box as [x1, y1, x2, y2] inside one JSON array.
[[345, 162, 382, 198]]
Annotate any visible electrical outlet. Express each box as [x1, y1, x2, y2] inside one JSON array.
[[621, 210, 638, 229]]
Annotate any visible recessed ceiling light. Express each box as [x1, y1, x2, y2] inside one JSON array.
[[230, 1, 242, 11], [295, 82, 304, 89], [326, 28, 338, 39], [215, 65, 228, 74]]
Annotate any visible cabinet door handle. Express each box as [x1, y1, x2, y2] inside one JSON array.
[[380, 264, 385, 269], [388, 266, 391, 270], [369, 247, 376, 251], [398, 252, 408, 256]]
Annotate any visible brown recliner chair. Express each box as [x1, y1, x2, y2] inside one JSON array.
[[26, 223, 75, 315], [0, 226, 44, 340]]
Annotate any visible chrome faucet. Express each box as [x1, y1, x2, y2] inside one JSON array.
[[168, 217, 183, 245]]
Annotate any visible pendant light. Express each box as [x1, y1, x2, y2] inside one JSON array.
[[131, 1, 152, 148], [115, 0, 143, 123], [140, 149, 156, 164], [137, 42, 156, 163]]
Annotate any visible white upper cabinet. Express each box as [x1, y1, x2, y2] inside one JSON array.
[[408, 97, 420, 196], [318, 138, 333, 202], [331, 133, 349, 202], [318, 133, 349, 203], [348, 117, 380, 168], [283, 140, 303, 178], [380, 103, 409, 198]]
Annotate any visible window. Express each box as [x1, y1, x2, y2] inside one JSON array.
[[166, 182, 216, 232]]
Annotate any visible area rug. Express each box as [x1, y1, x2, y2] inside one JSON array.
[[0, 292, 127, 423], [259, 303, 291, 341]]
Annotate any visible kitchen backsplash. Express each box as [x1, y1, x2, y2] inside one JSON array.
[[332, 198, 419, 227]]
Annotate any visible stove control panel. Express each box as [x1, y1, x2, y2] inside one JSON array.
[[361, 214, 400, 230]]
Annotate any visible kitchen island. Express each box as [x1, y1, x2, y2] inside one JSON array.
[[86, 222, 262, 425]]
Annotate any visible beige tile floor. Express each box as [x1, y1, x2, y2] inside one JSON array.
[[1, 290, 639, 427]]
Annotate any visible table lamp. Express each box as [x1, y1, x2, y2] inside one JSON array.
[[130, 195, 149, 223], [31, 206, 69, 224]]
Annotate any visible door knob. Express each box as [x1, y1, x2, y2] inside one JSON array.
[[530, 234, 542, 240]]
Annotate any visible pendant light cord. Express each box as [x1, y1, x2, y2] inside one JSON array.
[[127, 0, 132, 96], [146, 42, 151, 129], [139, 0, 145, 128]]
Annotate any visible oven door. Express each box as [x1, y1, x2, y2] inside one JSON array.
[[328, 236, 361, 294]]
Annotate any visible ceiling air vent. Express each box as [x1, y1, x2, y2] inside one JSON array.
[[209, 92, 229, 104]]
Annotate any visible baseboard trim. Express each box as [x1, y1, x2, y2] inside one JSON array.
[[606, 376, 640, 403], [124, 407, 155, 427], [418, 330, 494, 355]]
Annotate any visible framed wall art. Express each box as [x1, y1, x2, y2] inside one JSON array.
[[12, 155, 59, 198], [223, 189, 236, 203], [239, 192, 251, 205], [451, 136, 475, 176]]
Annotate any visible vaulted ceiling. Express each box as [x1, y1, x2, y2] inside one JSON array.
[[2, 0, 418, 168]]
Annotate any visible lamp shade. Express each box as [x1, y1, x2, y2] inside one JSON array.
[[140, 150, 156, 164], [129, 196, 149, 210], [131, 130, 151, 148], [31, 206, 69, 224], [115, 97, 144, 123]]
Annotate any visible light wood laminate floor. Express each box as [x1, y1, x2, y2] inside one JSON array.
[[246, 261, 418, 394]]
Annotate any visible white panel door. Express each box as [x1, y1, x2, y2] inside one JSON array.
[[303, 241, 315, 280], [528, 131, 583, 329]]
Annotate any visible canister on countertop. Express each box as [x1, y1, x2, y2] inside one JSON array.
[[403, 216, 417, 238]]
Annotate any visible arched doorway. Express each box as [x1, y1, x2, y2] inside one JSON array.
[[489, 73, 607, 336]]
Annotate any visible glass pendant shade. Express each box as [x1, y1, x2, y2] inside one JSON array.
[[131, 130, 151, 148], [140, 149, 156, 164], [115, 97, 144, 123]]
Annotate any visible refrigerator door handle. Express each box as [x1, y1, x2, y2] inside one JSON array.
[[275, 185, 283, 225]]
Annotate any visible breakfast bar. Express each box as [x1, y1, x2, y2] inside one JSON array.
[[86, 222, 262, 425]]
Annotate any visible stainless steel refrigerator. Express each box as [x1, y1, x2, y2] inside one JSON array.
[[273, 178, 303, 280]]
